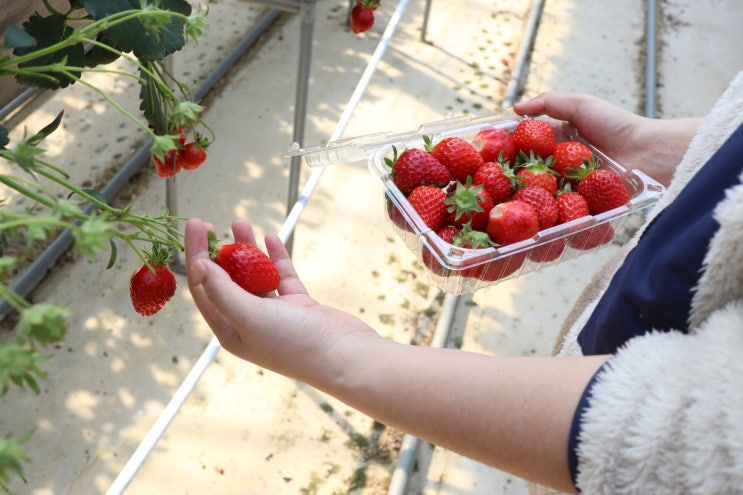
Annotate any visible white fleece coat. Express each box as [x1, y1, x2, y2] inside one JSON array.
[[532, 70, 743, 495]]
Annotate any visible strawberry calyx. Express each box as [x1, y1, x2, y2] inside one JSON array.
[[453, 221, 496, 249], [356, 0, 380, 9], [517, 150, 558, 176], [563, 155, 600, 182], [207, 231, 221, 260], [384, 145, 401, 172], [444, 176, 485, 221], [421, 135, 435, 153], [142, 242, 172, 271]]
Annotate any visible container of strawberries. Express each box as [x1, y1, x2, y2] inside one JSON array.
[[289, 111, 665, 294]]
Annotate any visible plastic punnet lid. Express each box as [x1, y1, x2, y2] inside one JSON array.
[[286, 111, 520, 167]]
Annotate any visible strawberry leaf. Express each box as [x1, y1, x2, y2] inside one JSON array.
[[12, 14, 85, 89], [79, 0, 192, 61]]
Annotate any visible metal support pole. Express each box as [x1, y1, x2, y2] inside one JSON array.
[[645, 0, 657, 118], [420, 0, 433, 42], [285, 0, 316, 255]]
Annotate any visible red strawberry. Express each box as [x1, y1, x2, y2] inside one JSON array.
[[350, 2, 376, 34], [172, 126, 187, 146], [179, 137, 209, 171], [422, 225, 460, 275], [513, 186, 559, 230], [476, 251, 527, 282], [527, 238, 566, 263], [407, 185, 448, 231], [486, 200, 540, 246], [432, 137, 484, 182], [567, 222, 615, 250], [386, 139, 452, 195], [472, 160, 519, 204], [471, 128, 516, 164], [552, 141, 592, 182], [577, 168, 630, 214], [209, 233, 281, 294], [129, 246, 176, 316], [556, 191, 590, 224], [437, 225, 459, 244], [153, 149, 182, 178], [511, 119, 555, 159], [444, 177, 494, 231], [516, 151, 558, 196], [387, 197, 413, 233]]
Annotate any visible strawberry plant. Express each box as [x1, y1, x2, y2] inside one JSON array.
[[0, 0, 210, 488]]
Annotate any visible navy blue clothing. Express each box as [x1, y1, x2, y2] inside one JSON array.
[[568, 122, 743, 490], [578, 122, 743, 355]]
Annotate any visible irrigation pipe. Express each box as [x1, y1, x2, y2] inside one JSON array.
[[107, 1, 410, 492]]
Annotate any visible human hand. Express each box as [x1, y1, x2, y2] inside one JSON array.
[[514, 92, 701, 186], [185, 218, 379, 383]]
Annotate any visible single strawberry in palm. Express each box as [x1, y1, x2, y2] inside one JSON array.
[[432, 136, 484, 182], [444, 177, 494, 231], [471, 128, 516, 164], [511, 119, 555, 159], [129, 245, 177, 316], [385, 137, 452, 195], [209, 232, 281, 294], [407, 185, 448, 231]]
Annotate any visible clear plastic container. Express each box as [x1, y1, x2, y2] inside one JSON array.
[[288, 112, 665, 294]]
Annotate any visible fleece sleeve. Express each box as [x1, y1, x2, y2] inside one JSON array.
[[569, 300, 743, 495]]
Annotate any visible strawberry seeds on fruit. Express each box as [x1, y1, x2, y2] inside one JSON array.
[[208, 232, 281, 294], [129, 244, 177, 317]]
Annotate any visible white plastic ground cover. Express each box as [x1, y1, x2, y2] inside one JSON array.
[[290, 112, 665, 295]]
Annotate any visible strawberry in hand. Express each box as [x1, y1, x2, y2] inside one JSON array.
[[130, 244, 177, 316], [208, 232, 280, 294]]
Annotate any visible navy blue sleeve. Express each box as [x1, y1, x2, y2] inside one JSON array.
[[568, 361, 611, 492]]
